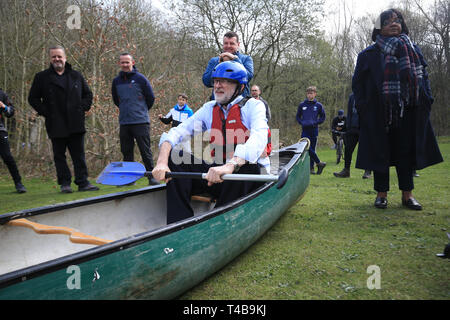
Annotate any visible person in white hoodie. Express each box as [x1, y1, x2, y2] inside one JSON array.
[[159, 93, 194, 153]]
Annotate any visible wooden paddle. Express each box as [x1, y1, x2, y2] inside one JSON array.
[[7, 218, 112, 246], [96, 161, 289, 189]]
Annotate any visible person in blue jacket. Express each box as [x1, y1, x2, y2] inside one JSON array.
[[111, 52, 159, 185], [296, 86, 326, 174], [202, 31, 253, 100], [159, 93, 194, 153], [159, 93, 194, 128]]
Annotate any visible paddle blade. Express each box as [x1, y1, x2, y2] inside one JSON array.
[[96, 162, 147, 186]]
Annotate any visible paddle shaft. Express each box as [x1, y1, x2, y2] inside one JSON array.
[[96, 161, 288, 188], [101, 170, 278, 182], [165, 172, 279, 182]]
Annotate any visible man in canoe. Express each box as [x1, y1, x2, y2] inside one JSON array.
[[152, 61, 270, 224]]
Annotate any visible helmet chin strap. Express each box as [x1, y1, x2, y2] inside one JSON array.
[[222, 83, 244, 106]]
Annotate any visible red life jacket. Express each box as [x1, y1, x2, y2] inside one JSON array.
[[209, 98, 272, 163]]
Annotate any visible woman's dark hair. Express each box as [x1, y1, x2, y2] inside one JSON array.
[[371, 9, 409, 41]]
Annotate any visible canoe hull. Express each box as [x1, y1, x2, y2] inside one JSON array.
[[0, 142, 309, 299]]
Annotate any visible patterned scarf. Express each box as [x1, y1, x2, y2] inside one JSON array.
[[376, 33, 423, 128]]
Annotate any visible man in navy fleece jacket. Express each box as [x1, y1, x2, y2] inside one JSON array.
[[296, 86, 327, 175], [111, 53, 159, 185]]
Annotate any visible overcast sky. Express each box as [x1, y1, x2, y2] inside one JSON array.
[[322, 0, 436, 33], [150, 0, 436, 33]]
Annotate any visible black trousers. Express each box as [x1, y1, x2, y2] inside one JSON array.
[[373, 110, 414, 192], [166, 153, 263, 224], [332, 132, 339, 145], [344, 131, 359, 170], [0, 131, 22, 184], [120, 124, 154, 172], [51, 133, 89, 187]]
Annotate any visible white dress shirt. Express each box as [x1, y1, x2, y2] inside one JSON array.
[[159, 95, 270, 170]]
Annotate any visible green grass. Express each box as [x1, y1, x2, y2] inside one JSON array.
[[180, 137, 450, 300], [0, 176, 149, 214], [1, 138, 449, 299]]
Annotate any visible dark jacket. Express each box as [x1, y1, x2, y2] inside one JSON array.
[[346, 93, 359, 134], [112, 67, 155, 125], [296, 99, 326, 137], [0, 90, 14, 132], [28, 63, 93, 138], [352, 43, 443, 172], [331, 115, 346, 132]]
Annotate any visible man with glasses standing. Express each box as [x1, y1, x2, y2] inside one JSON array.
[[250, 85, 271, 123]]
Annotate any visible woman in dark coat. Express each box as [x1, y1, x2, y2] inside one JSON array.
[[352, 9, 443, 210]]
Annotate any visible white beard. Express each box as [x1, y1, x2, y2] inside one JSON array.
[[215, 92, 234, 105]]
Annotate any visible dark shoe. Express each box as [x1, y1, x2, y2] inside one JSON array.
[[15, 182, 27, 193], [310, 168, 316, 175], [61, 185, 73, 193], [402, 197, 422, 210], [78, 183, 99, 192], [316, 162, 326, 175], [362, 170, 372, 179], [334, 168, 350, 178], [149, 177, 160, 186], [374, 197, 388, 209]]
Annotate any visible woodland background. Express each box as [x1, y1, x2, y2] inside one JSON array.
[[0, 0, 448, 178]]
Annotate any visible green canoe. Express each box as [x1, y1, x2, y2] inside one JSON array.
[[0, 141, 310, 299]]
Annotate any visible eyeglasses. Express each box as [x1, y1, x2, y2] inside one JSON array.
[[213, 79, 233, 85], [382, 18, 402, 27]]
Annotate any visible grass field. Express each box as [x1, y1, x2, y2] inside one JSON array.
[[1, 138, 449, 300]]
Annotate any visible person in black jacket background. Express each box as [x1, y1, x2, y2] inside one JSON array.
[[331, 109, 346, 149], [28, 46, 99, 193], [333, 93, 371, 179], [0, 89, 26, 193]]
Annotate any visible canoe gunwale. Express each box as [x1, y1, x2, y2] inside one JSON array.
[[0, 141, 308, 291], [0, 186, 166, 226]]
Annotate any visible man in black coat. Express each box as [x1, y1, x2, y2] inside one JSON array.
[[28, 46, 99, 193]]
